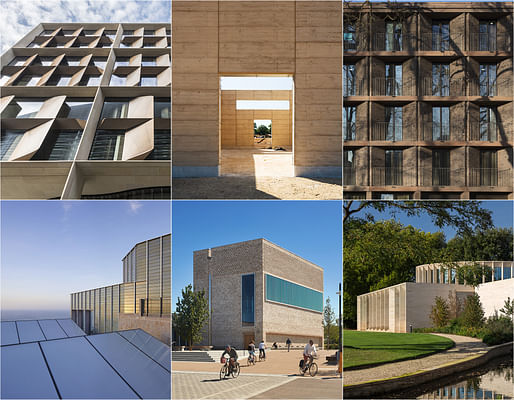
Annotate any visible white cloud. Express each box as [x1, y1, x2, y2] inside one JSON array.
[[128, 200, 143, 214], [0, 0, 170, 53]]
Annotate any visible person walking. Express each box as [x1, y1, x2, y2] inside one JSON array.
[[258, 340, 266, 360], [286, 338, 291, 352]]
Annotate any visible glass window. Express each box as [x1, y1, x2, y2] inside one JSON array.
[[2, 99, 45, 118], [32, 130, 83, 160], [343, 106, 356, 140], [432, 64, 450, 95], [494, 266, 502, 281], [92, 57, 107, 69], [79, 75, 102, 86], [46, 75, 72, 86], [343, 64, 355, 96], [34, 56, 55, 66], [503, 266, 511, 279], [123, 30, 134, 36], [432, 149, 450, 185], [436, 269, 440, 283], [146, 130, 170, 160], [443, 269, 449, 283], [119, 41, 132, 48], [432, 106, 450, 141], [99, 41, 112, 48], [143, 40, 157, 48], [432, 21, 450, 51], [1, 130, 24, 160], [65, 56, 82, 66], [89, 130, 125, 160], [385, 106, 402, 141], [63, 101, 93, 120], [140, 76, 158, 86], [28, 41, 40, 48], [144, 30, 155, 36], [154, 100, 170, 118], [479, 107, 497, 141], [385, 21, 402, 51], [344, 24, 356, 50], [479, 64, 496, 96], [265, 274, 323, 313], [241, 274, 255, 324], [109, 74, 126, 86], [101, 101, 129, 118], [62, 30, 75, 35], [0, 74, 11, 86], [142, 57, 156, 66], [83, 30, 97, 36], [344, 150, 355, 185], [8, 56, 28, 66], [385, 149, 403, 185], [104, 30, 117, 39], [14, 74, 42, 86], [479, 150, 498, 186], [450, 269, 456, 284], [479, 20, 496, 51], [385, 64, 402, 96], [115, 57, 130, 67], [42, 29, 55, 35]]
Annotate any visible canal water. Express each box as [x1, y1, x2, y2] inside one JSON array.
[[383, 355, 513, 399]]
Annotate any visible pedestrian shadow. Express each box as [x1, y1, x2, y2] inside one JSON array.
[[201, 378, 225, 382]]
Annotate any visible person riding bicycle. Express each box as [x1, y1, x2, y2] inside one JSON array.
[[258, 340, 266, 360], [221, 345, 238, 375], [303, 340, 317, 370], [247, 340, 256, 363]]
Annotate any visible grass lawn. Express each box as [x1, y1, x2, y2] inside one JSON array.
[[343, 330, 454, 369]]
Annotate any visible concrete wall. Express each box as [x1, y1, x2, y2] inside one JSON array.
[[220, 90, 292, 148], [119, 313, 170, 345], [476, 279, 514, 317], [172, 0, 342, 177]]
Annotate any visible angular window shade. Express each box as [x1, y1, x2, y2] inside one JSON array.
[[9, 120, 54, 161], [64, 101, 93, 120], [32, 130, 82, 160], [122, 120, 154, 160], [3, 100, 45, 118], [265, 274, 322, 313]]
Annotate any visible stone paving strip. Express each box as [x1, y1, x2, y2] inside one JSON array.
[[172, 372, 294, 400], [343, 333, 488, 386]]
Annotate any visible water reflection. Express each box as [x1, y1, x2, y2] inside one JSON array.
[[419, 361, 513, 399]]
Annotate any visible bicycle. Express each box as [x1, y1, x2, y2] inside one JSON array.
[[220, 357, 240, 380], [247, 352, 256, 366], [299, 355, 318, 377]]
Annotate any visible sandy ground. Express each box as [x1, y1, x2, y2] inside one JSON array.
[[172, 177, 342, 200], [343, 333, 488, 386], [172, 349, 339, 376]]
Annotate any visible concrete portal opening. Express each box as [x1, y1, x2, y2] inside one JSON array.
[[220, 76, 294, 177]]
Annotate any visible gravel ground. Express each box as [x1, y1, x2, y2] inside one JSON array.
[[172, 177, 342, 200], [343, 334, 488, 386]]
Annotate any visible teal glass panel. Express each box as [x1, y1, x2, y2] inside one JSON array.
[[265, 274, 322, 313]]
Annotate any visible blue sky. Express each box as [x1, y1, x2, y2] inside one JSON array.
[[172, 201, 343, 312], [357, 201, 513, 241], [0, 0, 171, 53], [1, 201, 170, 311]]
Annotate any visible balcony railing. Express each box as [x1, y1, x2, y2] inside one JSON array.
[[421, 77, 465, 96], [372, 33, 417, 51], [470, 123, 498, 141], [343, 80, 366, 96], [469, 79, 510, 97], [422, 122, 451, 141], [431, 168, 451, 186], [420, 33, 464, 51], [343, 119, 366, 141], [343, 166, 356, 185], [372, 122, 402, 141], [372, 78, 416, 96], [372, 167, 403, 186], [470, 168, 511, 187], [469, 33, 512, 52]]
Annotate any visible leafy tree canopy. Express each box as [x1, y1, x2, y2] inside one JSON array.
[[175, 284, 209, 348], [444, 227, 513, 261]]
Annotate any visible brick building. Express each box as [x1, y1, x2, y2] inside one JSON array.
[[343, 2, 513, 199], [193, 239, 324, 350], [1, 23, 171, 199]]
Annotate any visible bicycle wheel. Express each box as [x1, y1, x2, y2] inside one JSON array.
[[232, 363, 240, 378], [309, 362, 318, 377]]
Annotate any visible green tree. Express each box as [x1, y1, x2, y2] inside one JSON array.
[[343, 219, 445, 327], [430, 296, 450, 328], [175, 284, 209, 349], [343, 201, 493, 235], [445, 228, 513, 261], [461, 293, 485, 328], [499, 297, 514, 319], [323, 297, 335, 347], [255, 124, 271, 137]]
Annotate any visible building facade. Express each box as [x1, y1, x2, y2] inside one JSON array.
[[1, 23, 171, 199], [343, 2, 513, 200], [193, 239, 324, 349], [172, 1, 342, 178], [71, 234, 171, 343], [357, 261, 514, 333]]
